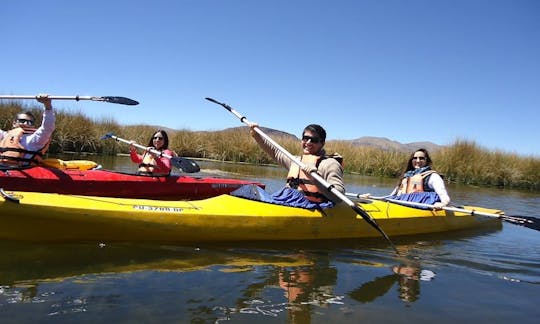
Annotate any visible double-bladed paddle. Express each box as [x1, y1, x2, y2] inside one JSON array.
[[206, 97, 398, 252], [346, 192, 540, 232], [0, 95, 139, 106], [101, 133, 200, 173]]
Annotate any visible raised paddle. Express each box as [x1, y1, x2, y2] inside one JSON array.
[[0, 95, 139, 106], [101, 133, 200, 173], [206, 97, 398, 252], [346, 192, 540, 232]]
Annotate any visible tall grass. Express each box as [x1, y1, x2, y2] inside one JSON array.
[[435, 140, 540, 189], [1, 102, 538, 190], [328, 140, 407, 177]]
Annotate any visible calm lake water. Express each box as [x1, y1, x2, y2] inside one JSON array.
[[1, 155, 539, 323]]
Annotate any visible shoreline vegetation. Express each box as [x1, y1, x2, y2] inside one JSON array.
[[2, 102, 539, 191]]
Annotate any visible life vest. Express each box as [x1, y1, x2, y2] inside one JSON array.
[[286, 153, 342, 203], [137, 151, 170, 176], [0, 127, 48, 167], [397, 170, 437, 195]]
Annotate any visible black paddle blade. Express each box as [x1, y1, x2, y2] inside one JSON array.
[[502, 215, 540, 231], [0, 188, 20, 203], [352, 204, 398, 253], [206, 97, 234, 112], [100, 132, 114, 140], [98, 96, 139, 105], [171, 157, 200, 173], [205, 97, 220, 105]]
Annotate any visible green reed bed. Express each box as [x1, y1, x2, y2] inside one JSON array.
[[1, 102, 538, 190], [435, 140, 540, 189]]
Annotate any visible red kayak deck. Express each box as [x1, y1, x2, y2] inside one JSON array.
[[0, 166, 265, 200]]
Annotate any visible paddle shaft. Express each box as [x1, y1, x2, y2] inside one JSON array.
[[1, 95, 97, 100], [103, 133, 200, 173], [345, 192, 503, 217], [0, 95, 138, 105], [207, 97, 397, 252], [346, 193, 539, 230], [108, 134, 175, 160]]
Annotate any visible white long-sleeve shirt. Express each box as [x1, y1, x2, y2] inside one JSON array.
[[425, 173, 450, 205]]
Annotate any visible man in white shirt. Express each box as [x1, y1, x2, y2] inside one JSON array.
[[0, 94, 55, 167]]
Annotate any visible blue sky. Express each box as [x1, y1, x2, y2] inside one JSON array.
[[2, 0, 539, 156]]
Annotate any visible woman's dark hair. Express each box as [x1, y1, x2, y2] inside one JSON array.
[[404, 148, 432, 172], [302, 124, 327, 143], [147, 129, 169, 150], [15, 111, 36, 122]]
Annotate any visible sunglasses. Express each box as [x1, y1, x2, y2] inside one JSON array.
[[412, 156, 426, 161], [302, 135, 321, 144], [17, 119, 35, 126], [153, 136, 164, 140]]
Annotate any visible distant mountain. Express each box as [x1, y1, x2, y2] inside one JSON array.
[[230, 128, 442, 152], [195, 126, 299, 140], [346, 136, 443, 153], [253, 127, 299, 140], [174, 126, 442, 152]]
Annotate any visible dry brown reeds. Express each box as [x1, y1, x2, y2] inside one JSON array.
[[434, 140, 539, 189], [1, 102, 538, 190]]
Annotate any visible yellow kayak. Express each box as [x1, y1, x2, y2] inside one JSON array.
[[40, 158, 100, 170], [0, 189, 502, 243]]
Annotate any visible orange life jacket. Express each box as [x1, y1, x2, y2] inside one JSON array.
[[0, 127, 48, 167], [137, 151, 170, 176], [287, 153, 342, 203], [397, 170, 437, 195]]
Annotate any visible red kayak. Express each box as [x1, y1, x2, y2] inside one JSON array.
[[0, 165, 265, 200]]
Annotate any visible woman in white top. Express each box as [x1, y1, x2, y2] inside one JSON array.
[[389, 148, 450, 209]]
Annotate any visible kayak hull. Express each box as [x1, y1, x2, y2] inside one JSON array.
[[0, 190, 502, 243], [0, 166, 264, 200]]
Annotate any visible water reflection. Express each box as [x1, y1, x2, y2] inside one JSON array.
[[220, 251, 341, 323], [4, 155, 537, 322], [0, 237, 473, 322], [0, 242, 418, 320], [0, 222, 534, 323]]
